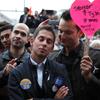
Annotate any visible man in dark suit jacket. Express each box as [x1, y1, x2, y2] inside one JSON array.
[[19, 7, 35, 29], [49, 10, 100, 100], [8, 25, 73, 100]]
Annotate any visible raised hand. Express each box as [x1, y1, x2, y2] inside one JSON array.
[[3, 58, 17, 76]]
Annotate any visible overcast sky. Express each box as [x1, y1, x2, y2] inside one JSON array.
[[0, 0, 75, 11], [0, 0, 75, 21]]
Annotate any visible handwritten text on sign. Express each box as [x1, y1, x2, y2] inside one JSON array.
[[70, 0, 100, 39]]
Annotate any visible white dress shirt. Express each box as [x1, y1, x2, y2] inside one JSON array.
[[30, 56, 46, 88]]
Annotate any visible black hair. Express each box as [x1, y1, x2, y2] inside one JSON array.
[[0, 21, 9, 27], [61, 10, 80, 31], [24, 7, 29, 12], [61, 10, 72, 21], [33, 25, 56, 42], [0, 23, 13, 33]]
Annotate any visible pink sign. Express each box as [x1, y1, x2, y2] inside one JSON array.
[[70, 0, 100, 39]]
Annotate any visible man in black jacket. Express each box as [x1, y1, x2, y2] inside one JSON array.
[[8, 25, 73, 100], [49, 10, 100, 100], [19, 7, 35, 31], [0, 23, 30, 100]]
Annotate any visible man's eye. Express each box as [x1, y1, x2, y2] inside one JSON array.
[[0, 34, 9, 40], [5, 34, 9, 39], [47, 39, 53, 44], [14, 30, 19, 34], [20, 32, 26, 37], [0, 36, 4, 40], [14, 30, 26, 37], [38, 37, 44, 41], [65, 30, 72, 35]]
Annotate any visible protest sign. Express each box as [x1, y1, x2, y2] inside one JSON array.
[[70, 0, 100, 39]]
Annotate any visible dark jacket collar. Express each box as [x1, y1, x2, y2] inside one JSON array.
[[2, 49, 30, 62], [61, 40, 84, 57]]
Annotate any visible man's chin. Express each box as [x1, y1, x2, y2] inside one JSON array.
[[38, 53, 47, 58], [13, 45, 23, 49], [4, 45, 10, 49]]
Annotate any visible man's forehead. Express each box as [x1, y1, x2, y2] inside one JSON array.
[[13, 26, 29, 35], [38, 30, 53, 36], [0, 29, 11, 35], [14, 25, 27, 31], [13, 23, 29, 32], [36, 30, 54, 40], [59, 19, 77, 29]]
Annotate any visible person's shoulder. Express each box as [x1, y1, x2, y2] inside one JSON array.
[[20, 14, 24, 17], [89, 47, 100, 67], [13, 61, 25, 71], [89, 47, 100, 56], [19, 14, 24, 19], [89, 47, 100, 51], [48, 49, 62, 60], [9, 62, 29, 84], [22, 50, 30, 60], [11, 58, 29, 76], [0, 50, 9, 59], [48, 59, 68, 76], [48, 58, 66, 70]]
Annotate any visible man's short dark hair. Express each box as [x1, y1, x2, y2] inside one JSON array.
[[61, 10, 80, 31], [33, 25, 56, 42], [24, 7, 29, 12], [61, 10, 72, 21], [0, 22, 13, 33]]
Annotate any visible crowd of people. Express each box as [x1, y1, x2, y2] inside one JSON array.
[[0, 8, 100, 100], [19, 7, 56, 34]]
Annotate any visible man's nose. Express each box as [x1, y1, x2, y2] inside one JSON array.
[[42, 40, 47, 46], [16, 33, 21, 38]]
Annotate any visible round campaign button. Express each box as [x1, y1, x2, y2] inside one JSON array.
[[20, 79, 32, 90], [52, 77, 64, 92]]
